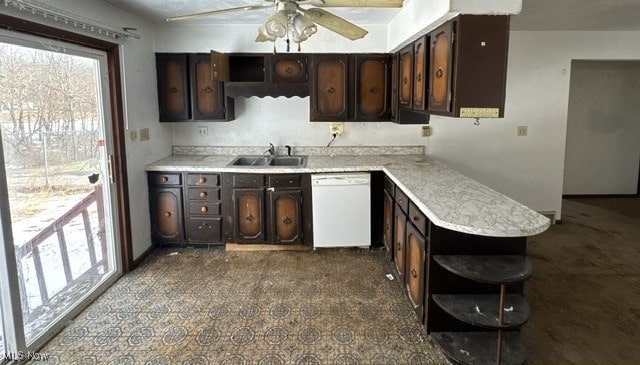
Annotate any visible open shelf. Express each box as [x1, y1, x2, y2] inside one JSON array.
[[433, 255, 533, 284], [432, 331, 526, 365], [432, 294, 530, 329]]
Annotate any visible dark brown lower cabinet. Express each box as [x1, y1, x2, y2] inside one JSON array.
[[233, 188, 266, 242], [268, 190, 303, 244], [150, 187, 184, 244], [223, 173, 309, 245], [405, 222, 426, 320], [383, 190, 395, 255], [394, 204, 407, 280]]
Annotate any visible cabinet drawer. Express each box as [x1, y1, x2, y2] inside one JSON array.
[[232, 174, 265, 188], [408, 201, 429, 237], [267, 174, 301, 188], [187, 173, 220, 186], [395, 188, 409, 213], [188, 217, 222, 243], [189, 201, 221, 216], [187, 187, 220, 201], [384, 175, 395, 196], [149, 172, 181, 186]]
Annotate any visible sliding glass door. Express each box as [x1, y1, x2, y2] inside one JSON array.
[[0, 30, 121, 353]]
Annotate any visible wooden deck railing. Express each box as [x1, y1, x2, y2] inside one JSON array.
[[15, 185, 108, 321]]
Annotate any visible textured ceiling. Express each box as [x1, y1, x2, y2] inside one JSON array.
[[103, 0, 640, 31], [103, 0, 402, 25]]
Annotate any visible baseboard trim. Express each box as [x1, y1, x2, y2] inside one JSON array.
[[225, 243, 312, 252], [563, 194, 639, 199], [130, 246, 154, 270]]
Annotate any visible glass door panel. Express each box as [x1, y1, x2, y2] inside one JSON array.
[[0, 36, 119, 346]]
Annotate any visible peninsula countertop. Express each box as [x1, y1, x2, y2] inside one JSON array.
[[146, 154, 550, 238]]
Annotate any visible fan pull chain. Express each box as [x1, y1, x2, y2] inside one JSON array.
[[286, 38, 290, 52]]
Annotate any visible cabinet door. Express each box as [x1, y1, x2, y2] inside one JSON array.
[[413, 36, 428, 110], [311, 55, 349, 121], [150, 187, 184, 244], [354, 56, 389, 120], [394, 204, 407, 280], [233, 188, 265, 242], [156, 54, 190, 122], [406, 223, 426, 320], [268, 189, 303, 244], [383, 190, 394, 256], [190, 54, 225, 120], [390, 54, 399, 120], [429, 21, 453, 113], [399, 45, 413, 109], [271, 56, 307, 83]]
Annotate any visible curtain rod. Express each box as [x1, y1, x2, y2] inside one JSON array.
[[2, 0, 141, 40]]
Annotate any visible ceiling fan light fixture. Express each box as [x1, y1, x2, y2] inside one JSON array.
[[257, 24, 277, 42], [291, 13, 317, 42], [264, 10, 289, 38]]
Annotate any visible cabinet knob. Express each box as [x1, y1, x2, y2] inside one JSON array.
[[161, 176, 169, 183], [200, 206, 208, 214], [412, 215, 419, 221], [326, 86, 336, 94], [198, 177, 206, 184], [435, 68, 443, 78], [199, 191, 207, 198], [203, 86, 213, 93], [164, 212, 171, 218]]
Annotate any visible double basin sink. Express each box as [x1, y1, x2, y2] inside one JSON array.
[[227, 155, 307, 167]]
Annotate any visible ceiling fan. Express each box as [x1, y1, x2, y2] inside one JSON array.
[[167, 0, 403, 50]]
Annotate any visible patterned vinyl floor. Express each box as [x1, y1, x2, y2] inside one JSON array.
[[31, 247, 451, 365]]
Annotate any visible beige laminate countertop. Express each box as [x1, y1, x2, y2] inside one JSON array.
[[146, 154, 550, 237]]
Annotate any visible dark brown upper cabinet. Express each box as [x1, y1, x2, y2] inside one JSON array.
[[156, 53, 231, 122], [310, 54, 350, 121], [413, 35, 428, 111], [399, 45, 413, 110], [429, 15, 511, 118], [271, 56, 308, 83], [190, 54, 225, 120], [156, 54, 190, 121], [390, 54, 399, 120], [354, 55, 390, 121], [211, 51, 309, 98]]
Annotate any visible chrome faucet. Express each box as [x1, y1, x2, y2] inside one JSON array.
[[268, 143, 275, 156], [285, 145, 292, 156]]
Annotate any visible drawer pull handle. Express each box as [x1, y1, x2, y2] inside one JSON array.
[[199, 191, 207, 198], [200, 206, 208, 214], [198, 222, 211, 229], [282, 217, 292, 225], [369, 86, 378, 93], [169, 86, 178, 93], [198, 177, 206, 184], [397, 244, 401, 251], [411, 268, 417, 278], [416, 73, 422, 82], [327, 86, 335, 94], [245, 214, 255, 222], [435, 68, 443, 78], [402, 76, 408, 85], [267, 187, 275, 192], [203, 86, 213, 93]]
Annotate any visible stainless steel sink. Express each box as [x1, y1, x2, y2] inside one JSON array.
[[228, 155, 307, 167]]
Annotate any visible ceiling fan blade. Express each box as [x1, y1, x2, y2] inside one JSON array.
[[306, 0, 403, 7], [301, 8, 368, 40], [167, 3, 274, 22]]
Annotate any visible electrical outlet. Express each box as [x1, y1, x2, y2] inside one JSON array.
[[329, 122, 344, 136], [139, 128, 149, 141], [197, 126, 208, 138], [517, 126, 528, 137], [129, 130, 137, 141], [422, 126, 431, 137]]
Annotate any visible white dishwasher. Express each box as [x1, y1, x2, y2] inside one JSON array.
[[311, 173, 371, 248]]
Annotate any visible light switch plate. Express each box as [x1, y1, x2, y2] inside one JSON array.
[[517, 126, 528, 137], [140, 128, 150, 141]]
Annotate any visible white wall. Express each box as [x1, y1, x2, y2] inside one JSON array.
[[426, 31, 640, 219], [563, 60, 640, 194], [17, 0, 171, 260]]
